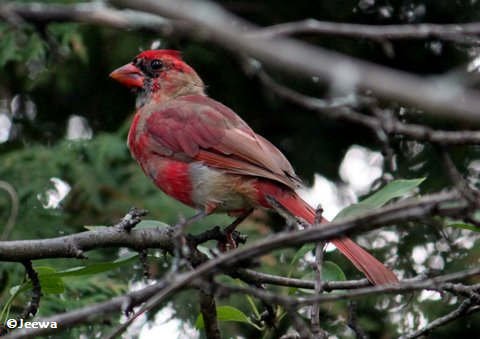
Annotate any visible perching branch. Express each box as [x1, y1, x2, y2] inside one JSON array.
[[1, 190, 463, 337], [103, 190, 467, 337], [311, 206, 326, 338], [0, 190, 461, 263]]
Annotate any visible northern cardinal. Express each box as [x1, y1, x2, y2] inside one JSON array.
[[110, 50, 398, 285]]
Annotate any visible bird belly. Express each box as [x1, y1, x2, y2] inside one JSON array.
[[189, 162, 255, 213], [141, 157, 195, 207]]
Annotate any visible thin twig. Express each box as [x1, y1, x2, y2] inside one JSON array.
[[116, 207, 148, 232], [249, 18, 480, 41], [311, 206, 326, 337], [214, 267, 480, 307], [402, 299, 480, 339], [347, 301, 367, 339], [19, 261, 41, 320], [439, 148, 480, 208], [237, 269, 371, 290], [286, 307, 316, 339], [251, 65, 480, 145]]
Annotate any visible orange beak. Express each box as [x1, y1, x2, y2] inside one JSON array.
[[109, 63, 144, 88]]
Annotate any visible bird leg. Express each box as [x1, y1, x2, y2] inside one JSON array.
[[219, 209, 253, 251]]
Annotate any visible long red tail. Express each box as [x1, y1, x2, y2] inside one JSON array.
[[257, 182, 398, 285]]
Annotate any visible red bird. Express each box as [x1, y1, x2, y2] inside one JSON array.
[[110, 50, 398, 285]]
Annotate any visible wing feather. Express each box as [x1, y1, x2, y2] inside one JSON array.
[[145, 95, 301, 189]]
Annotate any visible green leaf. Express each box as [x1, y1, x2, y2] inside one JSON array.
[[334, 178, 425, 221], [83, 220, 168, 231], [36, 267, 65, 294], [1, 285, 22, 322], [323, 261, 347, 281], [446, 222, 480, 232], [23, 267, 65, 295], [84, 225, 108, 230], [297, 261, 346, 294], [195, 306, 260, 330], [0, 31, 20, 66], [289, 178, 424, 276], [135, 220, 170, 229], [56, 253, 138, 277], [289, 244, 315, 269]]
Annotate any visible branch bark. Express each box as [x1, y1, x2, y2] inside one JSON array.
[[250, 19, 480, 41], [198, 288, 221, 339]]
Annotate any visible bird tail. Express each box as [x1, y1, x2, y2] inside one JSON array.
[[256, 181, 398, 285]]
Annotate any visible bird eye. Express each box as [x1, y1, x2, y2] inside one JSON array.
[[150, 59, 163, 70], [132, 57, 138, 65]]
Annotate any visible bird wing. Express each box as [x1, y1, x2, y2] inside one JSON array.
[[144, 95, 302, 190]]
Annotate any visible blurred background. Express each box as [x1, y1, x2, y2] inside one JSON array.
[[1, 0, 480, 338]]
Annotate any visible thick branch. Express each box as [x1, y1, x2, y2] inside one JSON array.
[[5, 1, 480, 124], [0, 2, 172, 32], [0, 223, 175, 262], [0, 191, 462, 263], [112, 0, 480, 126], [198, 288, 221, 339]]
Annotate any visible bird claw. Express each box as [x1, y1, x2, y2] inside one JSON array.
[[217, 230, 247, 252]]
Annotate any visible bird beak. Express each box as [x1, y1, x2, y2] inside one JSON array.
[[109, 63, 144, 88]]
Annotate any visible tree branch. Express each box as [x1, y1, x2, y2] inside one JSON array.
[[1, 190, 472, 337], [5, 1, 480, 125], [214, 267, 480, 307], [249, 19, 480, 41], [99, 190, 466, 337], [237, 269, 371, 290], [198, 288, 221, 339], [2, 280, 172, 339], [249, 64, 480, 145], [111, 0, 480, 126], [402, 299, 480, 339]]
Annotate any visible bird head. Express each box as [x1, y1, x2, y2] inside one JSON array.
[[110, 50, 204, 107]]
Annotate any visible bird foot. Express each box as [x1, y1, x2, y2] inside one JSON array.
[[217, 230, 248, 252]]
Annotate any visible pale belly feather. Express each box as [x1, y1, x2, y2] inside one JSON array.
[[188, 162, 256, 212]]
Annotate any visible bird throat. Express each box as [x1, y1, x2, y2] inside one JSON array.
[[135, 89, 149, 109], [134, 78, 154, 109]]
